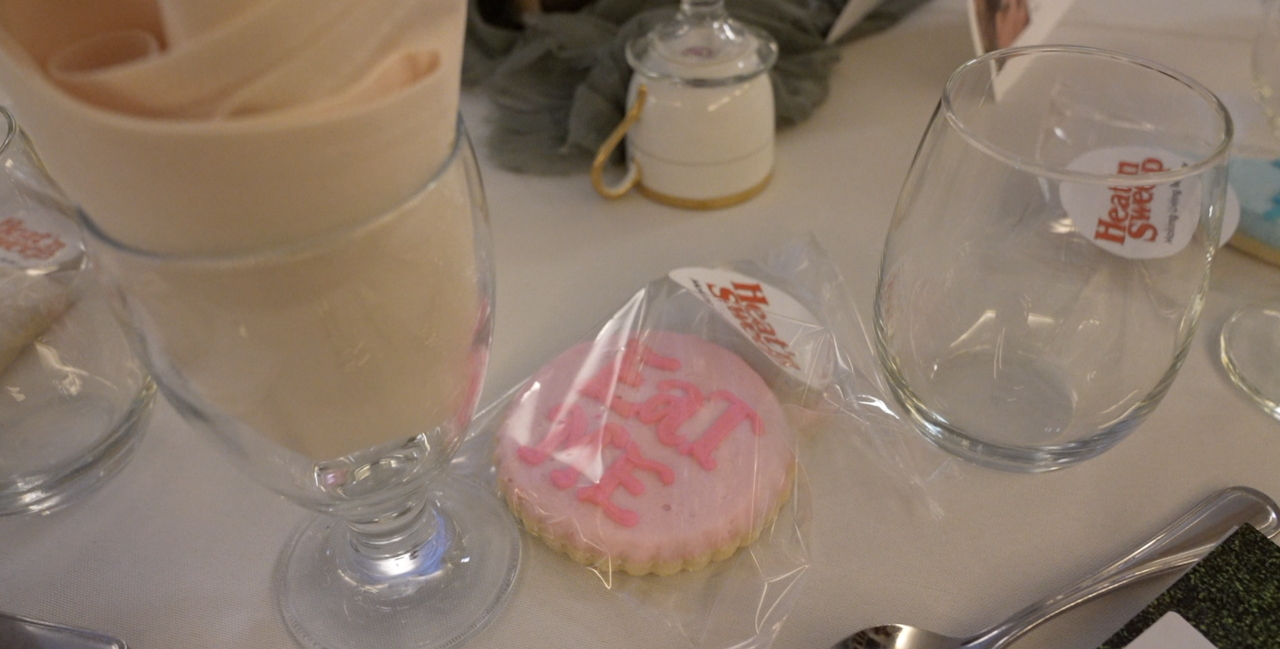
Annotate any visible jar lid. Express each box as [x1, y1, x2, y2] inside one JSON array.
[[625, 2, 777, 86]]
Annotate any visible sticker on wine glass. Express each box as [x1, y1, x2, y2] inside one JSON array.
[[1061, 146, 1236, 259], [669, 267, 831, 387], [0, 211, 82, 269]]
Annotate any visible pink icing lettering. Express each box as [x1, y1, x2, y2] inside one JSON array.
[[549, 467, 579, 490], [576, 438, 675, 527], [637, 380, 704, 452], [547, 423, 630, 489], [517, 403, 590, 466], [685, 391, 763, 471], [578, 338, 681, 416], [517, 337, 776, 528]]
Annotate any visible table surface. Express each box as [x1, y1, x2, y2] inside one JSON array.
[[2, 1, 1276, 648]]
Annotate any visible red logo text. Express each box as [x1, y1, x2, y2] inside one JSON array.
[[707, 282, 799, 370], [1093, 158, 1163, 245]]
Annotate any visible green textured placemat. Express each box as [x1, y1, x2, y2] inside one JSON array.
[[1097, 524, 1280, 649]]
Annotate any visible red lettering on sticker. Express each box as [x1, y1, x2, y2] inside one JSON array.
[[0, 217, 67, 261], [1092, 159, 1164, 246]]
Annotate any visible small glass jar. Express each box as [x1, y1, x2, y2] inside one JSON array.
[[592, 0, 778, 208]]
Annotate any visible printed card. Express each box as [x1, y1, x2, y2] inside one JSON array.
[[967, 0, 1076, 98], [1097, 524, 1280, 649], [1122, 613, 1217, 649]]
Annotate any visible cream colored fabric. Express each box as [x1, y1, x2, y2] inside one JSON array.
[[0, 0, 466, 255], [95, 159, 482, 462], [0, 0, 476, 461], [155, 0, 260, 47]]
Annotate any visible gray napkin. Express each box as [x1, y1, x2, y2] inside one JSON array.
[[464, 0, 930, 174]]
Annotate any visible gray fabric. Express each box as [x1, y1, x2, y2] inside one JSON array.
[[464, 0, 930, 174]]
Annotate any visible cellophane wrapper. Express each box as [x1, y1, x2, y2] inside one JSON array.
[[453, 237, 941, 649]]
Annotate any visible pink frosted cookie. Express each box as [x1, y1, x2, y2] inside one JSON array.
[[494, 331, 795, 576]]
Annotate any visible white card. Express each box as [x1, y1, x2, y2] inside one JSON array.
[[825, 0, 881, 43], [966, 0, 1077, 99], [966, 0, 1075, 55], [1124, 612, 1219, 649]]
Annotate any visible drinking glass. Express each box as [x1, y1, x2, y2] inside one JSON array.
[[80, 120, 519, 649], [874, 46, 1232, 471], [1220, 0, 1280, 419], [0, 106, 154, 515]]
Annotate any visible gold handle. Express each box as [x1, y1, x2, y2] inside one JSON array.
[[591, 84, 647, 199]]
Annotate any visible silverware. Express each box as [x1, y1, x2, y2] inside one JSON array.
[[0, 610, 126, 649], [833, 486, 1280, 649]]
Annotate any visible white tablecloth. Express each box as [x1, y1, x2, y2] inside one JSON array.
[[1, 1, 1274, 648]]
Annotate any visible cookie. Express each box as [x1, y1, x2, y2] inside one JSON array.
[[494, 331, 794, 576]]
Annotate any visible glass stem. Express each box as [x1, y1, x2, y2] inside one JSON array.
[[679, 0, 727, 22], [347, 493, 433, 558], [340, 491, 455, 596]]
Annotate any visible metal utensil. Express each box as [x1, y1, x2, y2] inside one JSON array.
[[833, 486, 1280, 649], [0, 610, 126, 649]]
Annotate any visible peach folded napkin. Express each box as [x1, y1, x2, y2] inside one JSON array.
[[0, 0, 466, 255], [0, 0, 481, 463]]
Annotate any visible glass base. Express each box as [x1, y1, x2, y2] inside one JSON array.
[[1221, 303, 1280, 421], [904, 412, 1136, 473], [882, 354, 1144, 473], [0, 379, 155, 516], [279, 473, 521, 649]]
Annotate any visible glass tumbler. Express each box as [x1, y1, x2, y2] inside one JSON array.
[[874, 46, 1232, 471], [1220, 0, 1280, 420], [0, 106, 154, 515]]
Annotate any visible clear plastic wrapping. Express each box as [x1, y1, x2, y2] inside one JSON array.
[[454, 237, 941, 648]]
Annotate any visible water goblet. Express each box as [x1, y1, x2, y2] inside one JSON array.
[[1220, 0, 1280, 420], [80, 120, 519, 649], [874, 46, 1232, 471]]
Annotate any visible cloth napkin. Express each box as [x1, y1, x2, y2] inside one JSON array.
[[0, 0, 481, 462], [0, 0, 467, 255]]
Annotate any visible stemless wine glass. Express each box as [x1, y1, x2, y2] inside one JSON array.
[[1221, 0, 1280, 419], [875, 46, 1232, 471], [80, 120, 519, 649], [0, 106, 154, 515]]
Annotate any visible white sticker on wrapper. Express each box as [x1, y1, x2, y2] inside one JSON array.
[[1061, 146, 1237, 259], [669, 268, 823, 385], [0, 211, 82, 269]]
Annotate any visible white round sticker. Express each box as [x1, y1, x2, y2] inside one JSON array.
[[0, 210, 82, 269], [1060, 146, 1236, 259], [669, 267, 829, 387]]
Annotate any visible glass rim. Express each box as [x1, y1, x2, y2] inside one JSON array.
[[941, 45, 1234, 186], [625, 21, 778, 87], [0, 106, 16, 158], [78, 118, 467, 266]]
